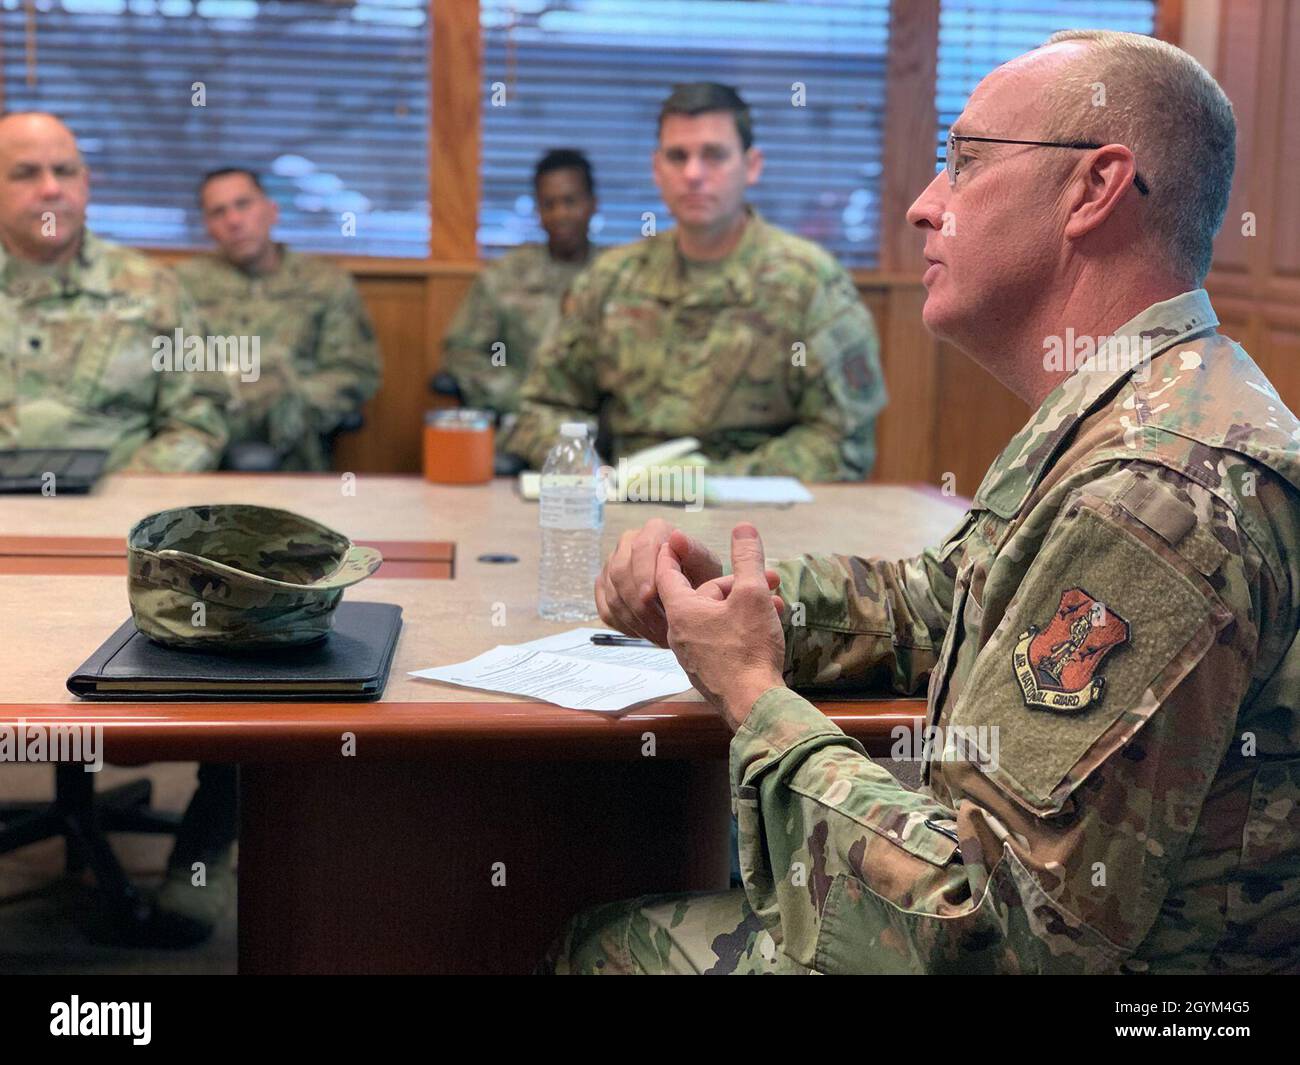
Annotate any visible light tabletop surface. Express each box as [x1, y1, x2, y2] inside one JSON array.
[[0, 474, 969, 972], [0, 475, 967, 759], [0, 472, 964, 559]]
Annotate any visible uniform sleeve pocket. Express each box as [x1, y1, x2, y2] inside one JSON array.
[[947, 503, 1231, 816], [813, 843, 1129, 974], [937, 511, 978, 563]]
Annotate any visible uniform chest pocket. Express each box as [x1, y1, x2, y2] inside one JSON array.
[[244, 300, 318, 374], [729, 336, 796, 427], [597, 301, 666, 396], [36, 309, 150, 412]]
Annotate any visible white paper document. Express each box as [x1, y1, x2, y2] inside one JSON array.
[[518, 472, 810, 506], [409, 627, 692, 712], [703, 476, 813, 506]]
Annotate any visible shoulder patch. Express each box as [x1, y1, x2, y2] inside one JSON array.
[[1013, 588, 1130, 713]]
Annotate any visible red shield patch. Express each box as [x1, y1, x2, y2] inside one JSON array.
[[1012, 588, 1129, 713]]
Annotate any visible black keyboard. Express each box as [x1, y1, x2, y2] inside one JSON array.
[[0, 448, 109, 493]]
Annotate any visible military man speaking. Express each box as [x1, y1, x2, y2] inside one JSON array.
[[0, 112, 227, 470], [177, 169, 381, 471], [553, 31, 1300, 973], [504, 83, 885, 482]]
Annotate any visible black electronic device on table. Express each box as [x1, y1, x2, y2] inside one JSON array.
[[0, 448, 109, 493]]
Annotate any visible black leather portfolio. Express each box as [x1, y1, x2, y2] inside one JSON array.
[[67, 601, 403, 701]]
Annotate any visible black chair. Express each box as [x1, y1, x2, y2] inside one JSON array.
[[428, 372, 526, 477], [429, 370, 462, 403], [222, 410, 366, 472], [0, 764, 179, 929]]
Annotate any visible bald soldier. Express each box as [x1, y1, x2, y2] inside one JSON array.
[[176, 169, 380, 471], [504, 83, 885, 482], [0, 113, 232, 945], [0, 113, 227, 470], [441, 148, 599, 429], [551, 31, 1300, 974]]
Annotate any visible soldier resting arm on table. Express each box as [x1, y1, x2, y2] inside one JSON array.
[[544, 31, 1300, 975]]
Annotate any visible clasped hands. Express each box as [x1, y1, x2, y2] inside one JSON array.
[[594, 519, 787, 730]]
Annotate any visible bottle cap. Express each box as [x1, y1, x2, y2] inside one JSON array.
[[560, 422, 589, 438]]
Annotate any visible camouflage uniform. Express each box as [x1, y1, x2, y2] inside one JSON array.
[[176, 246, 380, 471], [504, 212, 885, 481], [0, 231, 228, 471], [551, 290, 1300, 974], [441, 242, 594, 418]]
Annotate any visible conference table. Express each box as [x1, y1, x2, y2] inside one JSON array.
[[0, 473, 966, 973]]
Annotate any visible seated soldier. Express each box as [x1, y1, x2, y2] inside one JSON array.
[[504, 83, 886, 483], [176, 168, 381, 471], [0, 112, 234, 946], [553, 32, 1300, 974], [0, 112, 227, 470], [441, 148, 599, 442]]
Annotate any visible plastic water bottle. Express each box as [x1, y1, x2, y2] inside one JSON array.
[[538, 422, 605, 620]]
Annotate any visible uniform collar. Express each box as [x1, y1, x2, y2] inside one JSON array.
[[974, 288, 1220, 518], [639, 207, 762, 305], [227, 242, 290, 279], [0, 229, 110, 297]]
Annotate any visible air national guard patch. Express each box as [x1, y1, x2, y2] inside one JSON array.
[[1013, 588, 1130, 713]]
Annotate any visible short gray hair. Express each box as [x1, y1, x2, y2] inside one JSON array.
[[1040, 29, 1235, 286]]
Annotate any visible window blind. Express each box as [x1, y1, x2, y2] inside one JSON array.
[[0, 0, 430, 257], [936, 0, 1158, 165], [479, 0, 891, 269]]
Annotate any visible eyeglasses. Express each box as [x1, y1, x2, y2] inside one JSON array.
[[942, 132, 1150, 196]]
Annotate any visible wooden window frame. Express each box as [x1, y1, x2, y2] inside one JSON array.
[[145, 0, 1177, 282], [380, 0, 1177, 283]]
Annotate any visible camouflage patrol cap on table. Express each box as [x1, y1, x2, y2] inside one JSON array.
[[126, 505, 383, 651]]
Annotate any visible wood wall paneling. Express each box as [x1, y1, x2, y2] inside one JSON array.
[[934, 342, 1029, 500], [1270, 0, 1300, 282], [334, 275, 429, 474], [1205, 0, 1300, 414], [1208, 0, 1263, 280], [879, 0, 940, 275], [430, 0, 481, 261]]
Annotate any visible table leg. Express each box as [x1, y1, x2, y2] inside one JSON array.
[[238, 758, 731, 974]]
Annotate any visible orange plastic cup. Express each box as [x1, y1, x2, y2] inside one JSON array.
[[423, 409, 495, 484]]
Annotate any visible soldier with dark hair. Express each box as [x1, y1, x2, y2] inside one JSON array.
[[504, 83, 886, 482], [440, 148, 599, 429], [176, 168, 381, 471]]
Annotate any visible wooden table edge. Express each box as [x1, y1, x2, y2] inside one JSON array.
[[0, 698, 925, 761]]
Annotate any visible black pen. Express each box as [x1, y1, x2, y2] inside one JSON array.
[[590, 633, 656, 647]]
